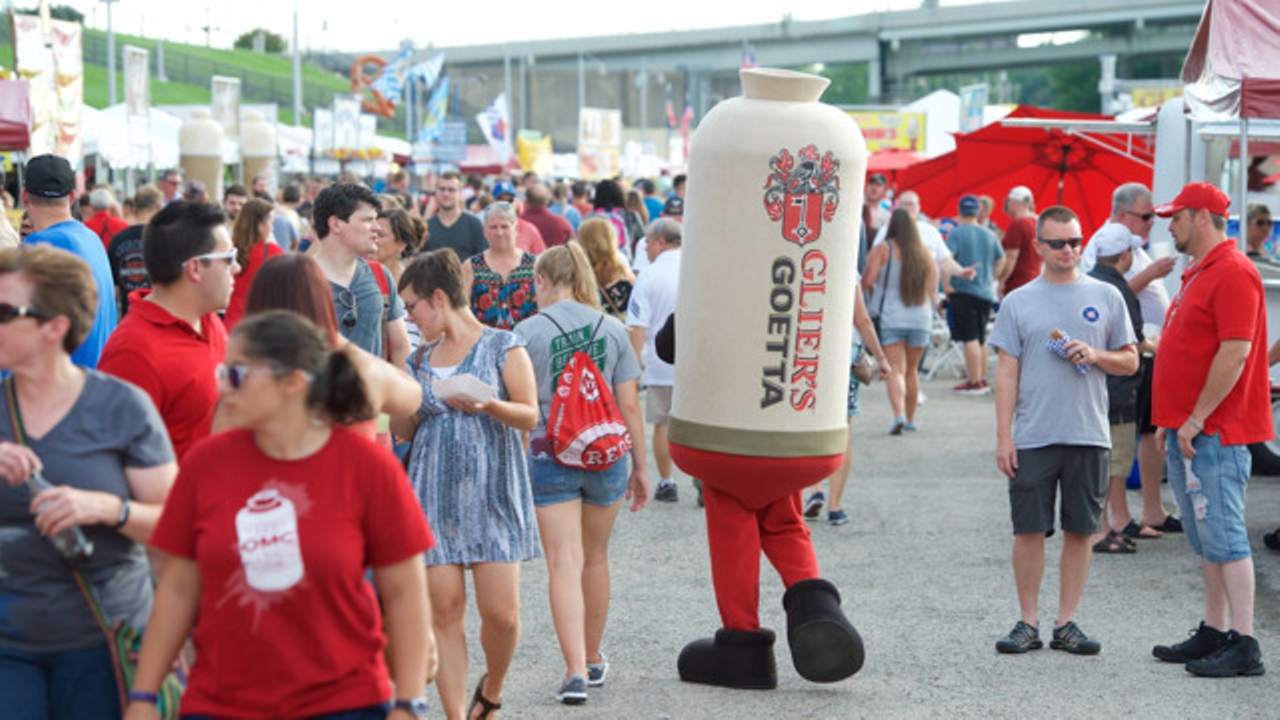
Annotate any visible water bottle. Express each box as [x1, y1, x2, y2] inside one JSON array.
[[27, 469, 94, 566]]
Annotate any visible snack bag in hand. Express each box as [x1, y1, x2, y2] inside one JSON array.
[[1047, 329, 1090, 375]]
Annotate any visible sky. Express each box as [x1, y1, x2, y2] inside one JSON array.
[[53, 0, 999, 54]]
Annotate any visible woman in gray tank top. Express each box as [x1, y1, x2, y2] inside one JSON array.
[[862, 209, 938, 434]]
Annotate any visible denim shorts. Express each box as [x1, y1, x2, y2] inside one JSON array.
[[1165, 431, 1252, 563], [878, 326, 930, 348], [529, 453, 629, 507]]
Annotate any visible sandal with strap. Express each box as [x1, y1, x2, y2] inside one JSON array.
[[1092, 530, 1136, 554], [469, 674, 502, 719], [1121, 520, 1162, 540]]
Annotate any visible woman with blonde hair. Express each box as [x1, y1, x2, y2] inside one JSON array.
[[576, 219, 635, 320], [863, 208, 937, 434], [514, 243, 647, 705], [224, 197, 283, 329]]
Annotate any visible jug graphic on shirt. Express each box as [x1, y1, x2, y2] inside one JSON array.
[[235, 489, 305, 592]]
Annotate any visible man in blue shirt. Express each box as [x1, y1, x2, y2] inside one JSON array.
[[22, 155, 117, 367], [945, 195, 1004, 395]]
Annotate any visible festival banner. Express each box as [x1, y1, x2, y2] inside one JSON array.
[[211, 76, 241, 137], [332, 96, 361, 152], [959, 83, 988, 133], [124, 45, 150, 159], [578, 107, 621, 180], [48, 18, 83, 160], [11, 13, 55, 156], [12, 13, 84, 160], [845, 111, 926, 152], [1130, 86, 1183, 109], [370, 45, 414, 106], [313, 108, 333, 153], [409, 53, 445, 93], [476, 93, 512, 164], [516, 130, 553, 176], [419, 74, 450, 144]]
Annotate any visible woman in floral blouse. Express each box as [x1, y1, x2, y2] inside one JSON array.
[[463, 202, 538, 330]]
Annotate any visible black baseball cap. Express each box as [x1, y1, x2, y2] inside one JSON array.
[[25, 155, 75, 198]]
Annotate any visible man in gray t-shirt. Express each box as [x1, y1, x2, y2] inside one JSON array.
[[988, 206, 1138, 657]]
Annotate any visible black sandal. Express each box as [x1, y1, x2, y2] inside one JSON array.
[[1092, 530, 1136, 554], [468, 673, 502, 719]]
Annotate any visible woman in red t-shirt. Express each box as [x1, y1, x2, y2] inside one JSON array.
[[223, 198, 284, 330], [125, 311, 434, 720]]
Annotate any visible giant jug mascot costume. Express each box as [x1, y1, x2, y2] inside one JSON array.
[[670, 68, 866, 689]]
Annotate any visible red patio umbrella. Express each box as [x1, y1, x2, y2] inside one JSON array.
[[900, 106, 1154, 233], [866, 148, 927, 191]]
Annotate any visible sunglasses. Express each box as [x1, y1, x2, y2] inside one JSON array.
[[216, 363, 289, 390], [1038, 237, 1083, 250], [1255, 218, 1274, 227], [1122, 209, 1155, 222], [190, 249, 239, 265], [335, 287, 358, 330], [0, 303, 42, 324]]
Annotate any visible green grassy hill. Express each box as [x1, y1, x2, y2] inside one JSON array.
[[1, 24, 398, 132]]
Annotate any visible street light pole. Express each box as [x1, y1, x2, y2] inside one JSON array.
[[103, 0, 118, 106]]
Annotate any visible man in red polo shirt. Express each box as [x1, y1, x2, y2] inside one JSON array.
[[520, 183, 574, 248], [84, 187, 129, 250], [1150, 182, 1269, 677], [99, 201, 237, 461]]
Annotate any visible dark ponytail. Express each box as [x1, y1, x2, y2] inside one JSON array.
[[233, 310, 373, 424], [308, 348, 373, 425]]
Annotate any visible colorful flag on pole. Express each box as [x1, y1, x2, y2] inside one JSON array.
[[665, 90, 677, 131], [476, 92, 511, 163], [419, 74, 450, 144], [680, 100, 695, 161], [409, 52, 445, 91], [370, 45, 414, 106], [741, 41, 757, 69]]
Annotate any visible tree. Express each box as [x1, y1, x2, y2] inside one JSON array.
[[18, 5, 84, 22], [233, 29, 287, 54]]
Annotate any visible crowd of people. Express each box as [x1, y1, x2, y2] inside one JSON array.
[[0, 155, 692, 718], [846, 172, 1271, 677], [0, 147, 1273, 720]]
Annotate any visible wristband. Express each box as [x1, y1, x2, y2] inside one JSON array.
[[127, 690, 159, 704], [1187, 416, 1205, 432], [114, 498, 131, 529]]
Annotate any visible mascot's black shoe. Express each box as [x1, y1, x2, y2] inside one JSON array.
[[678, 628, 778, 689], [783, 578, 865, 682]]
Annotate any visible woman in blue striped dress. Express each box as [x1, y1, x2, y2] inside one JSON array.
[[393, 249, 541, 720]]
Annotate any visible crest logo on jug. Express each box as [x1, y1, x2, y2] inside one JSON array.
[[760, 146, 840, 413], [764, 145, 841, 246]]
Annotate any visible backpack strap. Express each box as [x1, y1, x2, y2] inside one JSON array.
[[362, 258, 393, 361]]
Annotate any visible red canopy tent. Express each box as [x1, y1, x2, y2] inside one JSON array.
[[866, 148, 927, 189], [1180, 0, 1280, 215], [1182, 0, 1280, 122], [900, 106, 1153, 234]]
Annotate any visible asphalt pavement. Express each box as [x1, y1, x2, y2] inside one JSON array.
[[446, 370, 1279, 718]]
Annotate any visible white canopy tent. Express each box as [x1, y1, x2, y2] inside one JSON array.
[[83, 103, 183, 170]]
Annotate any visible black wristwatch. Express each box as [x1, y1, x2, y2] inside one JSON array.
[[114, 498, 131, 529], [393, 697, 429, 717]]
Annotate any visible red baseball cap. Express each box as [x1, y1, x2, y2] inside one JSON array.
[[1153, 182, 1231, 218]]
